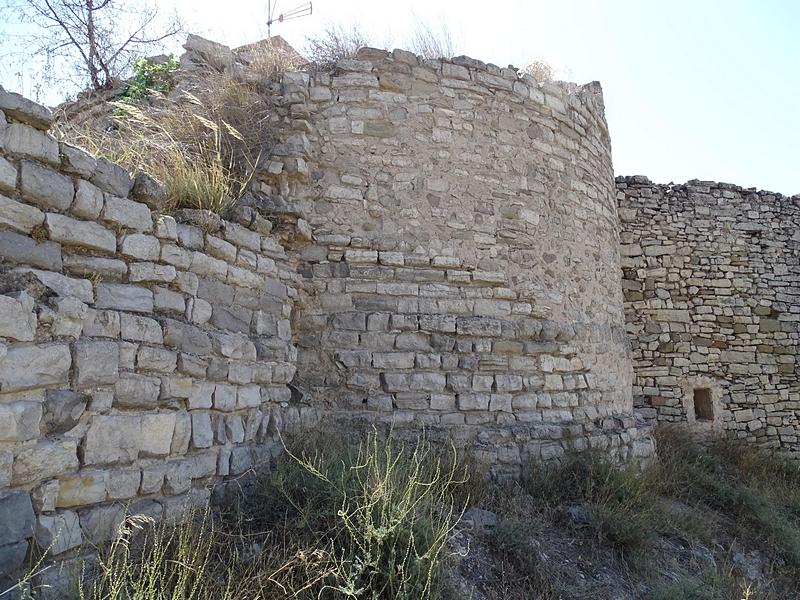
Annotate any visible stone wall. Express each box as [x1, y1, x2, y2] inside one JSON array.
[[617, 177, 800, 455], [260, 48, 654, 477], [0, 88, 303, 577]]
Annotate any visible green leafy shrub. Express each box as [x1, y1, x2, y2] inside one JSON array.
[[121, 55, 180, 102]]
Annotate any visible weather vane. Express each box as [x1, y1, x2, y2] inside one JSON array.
[[267, 1, 313, 37]]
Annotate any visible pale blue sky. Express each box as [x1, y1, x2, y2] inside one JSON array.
[[2, 0, 798, 194]]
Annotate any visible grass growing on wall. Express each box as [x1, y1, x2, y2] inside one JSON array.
[[71, 431, 468, 600]]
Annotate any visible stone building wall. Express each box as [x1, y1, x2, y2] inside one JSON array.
[[617, 177, 800, 456], [0, 88, 305, 576], [260, 48, 654, 476]]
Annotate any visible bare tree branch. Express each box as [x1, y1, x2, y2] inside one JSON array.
[[4, 0, 183, 94]]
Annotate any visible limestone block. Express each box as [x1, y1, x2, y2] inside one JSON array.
[[59, 142, 97, 177], [64, 254, 127, 279], [95, 284, 154, 313], [46, 212, 116, 253], [159, 376, 192, 399], [51, 296, 88, 337], [120, 233, 160, 260], [0, 450, 11, 488], [161, 243, 192, 268], [0, 88, 51, 128], [101, 195, 151, 231], [120, 313, 163, 343], [136, 346, 177, 372], [0, 491, 35, 546], [153, 287, 185, 314], [129, 262, 176, 283], [171, 412, 191, 454], [191, 412, 213, 448], [101, 469, 139, 502], [82, 415, 141, 465], [188, 382, 214, 409], [82, 309, 121, 338], [91, 157, 132, 197], [0, 156, 16, 192], [0, 291, 36, 341], [131, 171, 167, 208], [154, 215, 177, 240], [35, 511, 82, 555], [32, 479, 59, 512], [12, 440, 79, 485], [0, 343, 71, 392], [0, 230, 62, 270], [0, 401, 42, 442], [229, 446, 252, 474], [0, 541, 28, 578], [79, 504, 125, 545], [114, 374, 161, 408], [73, 341, 120, 386], [19, 156, 75, 211], [0, 193, 45, 234], [138, 413, 176, 457], [213, 384, 237, 411], [42, 390, 87, 435], [4, 123, 59, 164], [71, 179, 104, 219], [163, 319, 212, 355], [237, 385, 261, 409], [457, 393, 491, 411]]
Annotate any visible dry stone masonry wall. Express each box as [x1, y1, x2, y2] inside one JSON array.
[[617, 177, 800, 455], [259, 47, 654, 477], [0, 88, 305, 578]]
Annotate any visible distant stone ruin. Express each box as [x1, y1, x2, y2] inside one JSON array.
[[0, 34, 796, 584]]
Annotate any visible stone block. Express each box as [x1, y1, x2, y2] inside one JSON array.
[[12, 440, 79, 485], [35, 511, 82, 555], [131, 171, 167, 208], [0, 401, 42, 442], [95, 284, 154, 313], [101, 195, 151, 231], [0, 343, 71, 392], [79, 504, 125, 545], [59, 142, 97, 177], [32, 479, 59, 512], [0, 88, 51, 128], [457, 316, 502, 337], [0, 230, 62, 270], [82, 308, 121, 338], [137, 346, 177, 372], [191, 412, 213, 448], [172, 412, 191, 454], [114, 374, 161, 408], [0, 491, 35, 545], [0, 291, 36, 341], [129, 262, 176, 283], [42, 390, 87, 435], [74, 341, 120, 385], [213, 384, 237, 411], [82, 415, 142, 465], [120, 313, 163, 343], [0, 157, 16, 192], [20, 159, 73, 209], [120, 233, 160, 260], [4, 123, 59, 164], [140, 413, 176, 457], [46, 212, 116, 253], [159, 375, 192, 399], [71, 179, 104, 219], [91, 157, 132, 197], [163, 319, 212, 355], [153, 287, 185, 313], [0, 193, 45, 234]]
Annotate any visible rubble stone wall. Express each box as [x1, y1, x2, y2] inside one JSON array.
[[260, 49, 654, 476], [617, 177, 800, 456], [0, 89, 302, 576]]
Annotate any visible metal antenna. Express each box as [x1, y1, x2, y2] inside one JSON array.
[[267, 1, 312, 37]]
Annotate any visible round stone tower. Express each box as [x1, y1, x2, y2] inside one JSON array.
[[263, 48, 654, 473]]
